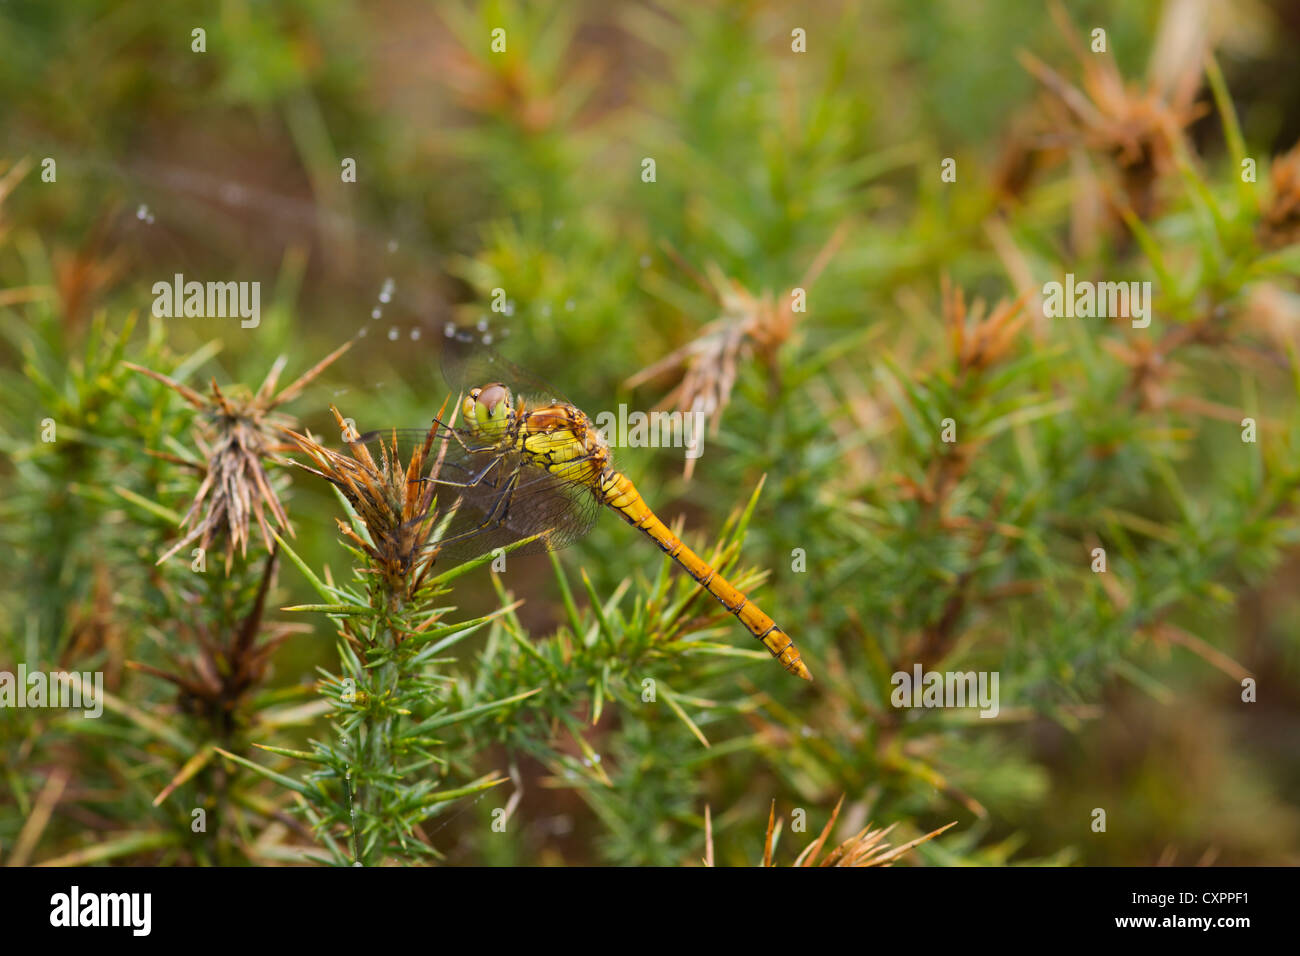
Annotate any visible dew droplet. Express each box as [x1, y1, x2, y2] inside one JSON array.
[[564, 298, 575, 312], [481, 333, 493, 345], [136, 204, 150, 221], [387, 326, 400, 341], [409, 327, 421, 341], [371, 307, 382, 319], [379, 277, 394, 303], [387, 239, 399, 253], [476, 317, 489, 332]]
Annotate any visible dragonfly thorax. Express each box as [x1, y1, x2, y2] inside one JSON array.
[[516, 401, 613, 486]]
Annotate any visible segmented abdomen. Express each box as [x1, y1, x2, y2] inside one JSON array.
[[597, 470, 812, 681]]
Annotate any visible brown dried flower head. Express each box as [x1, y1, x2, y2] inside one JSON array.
[[1017, 1, 1207, 220], [702, 796, 956, 867], [942, 276, 1029, 378], [626, 227, 846, 479], [127, 342, 350, 573], [1258, 139, 1300, 250], [281, 405, 449, 601]]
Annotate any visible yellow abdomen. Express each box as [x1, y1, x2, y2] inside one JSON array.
[[597, 470, 811, 681]]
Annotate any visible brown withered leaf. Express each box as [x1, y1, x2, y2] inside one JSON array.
[[128, 548, 306, 734]]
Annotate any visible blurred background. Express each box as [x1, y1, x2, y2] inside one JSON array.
[[2, 0, 1299, 865]]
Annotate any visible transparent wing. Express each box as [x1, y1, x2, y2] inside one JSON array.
[[352, 426, 602, 563], [440, 322, 572, 407]]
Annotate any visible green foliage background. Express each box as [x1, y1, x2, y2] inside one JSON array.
[[2, 0, 1299, 865]]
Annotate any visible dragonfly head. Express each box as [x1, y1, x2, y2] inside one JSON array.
[[464, 383, 513, 439]]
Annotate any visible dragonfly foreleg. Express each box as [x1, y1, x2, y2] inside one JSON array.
[[431, 467, 527, 552], [427, 453, 504, 489], [434, 417, 505, 456]]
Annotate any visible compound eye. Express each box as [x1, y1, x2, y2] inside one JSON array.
[[477, 383, 510, 416]]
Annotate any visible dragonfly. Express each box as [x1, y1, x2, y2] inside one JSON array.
[[355, 326, 812, 681], [49, 158, 808, 679]]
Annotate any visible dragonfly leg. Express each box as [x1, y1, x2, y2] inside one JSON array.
[[427, 453, 503, 489], [431, 467, 528, 551], [433, 418, 502, 456]]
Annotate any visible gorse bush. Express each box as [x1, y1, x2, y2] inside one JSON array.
[[2, 0, 1299, 866]]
